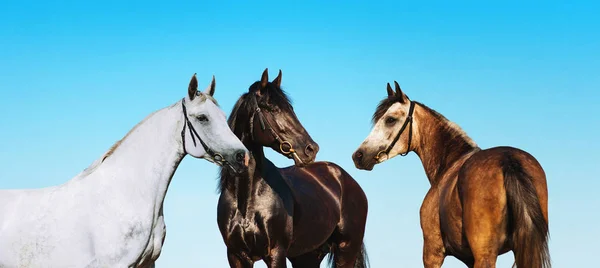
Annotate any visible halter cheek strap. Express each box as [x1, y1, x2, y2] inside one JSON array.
[[249, 95, 300, 161], [180, 98, 225, 165], [376, 101, 415, 161]]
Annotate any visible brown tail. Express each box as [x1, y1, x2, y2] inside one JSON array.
[[503, 154, 551, 268]]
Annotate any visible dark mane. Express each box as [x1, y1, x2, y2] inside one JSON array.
[[227, 81, 293, 138], [371, 96, 477, 151], [372, 95, 406, 124], [249, 81, 293, 110], [413, 101, 449, 124], [217, 81, 292, 193], [372, 96, 458, 129]]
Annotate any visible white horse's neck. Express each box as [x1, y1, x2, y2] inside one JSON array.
[[85, 100, 186, 214]]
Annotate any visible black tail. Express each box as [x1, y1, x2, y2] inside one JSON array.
[[327, 242, 369, 268], [503, 154, 550, 268], [354, 243, 370, 268]]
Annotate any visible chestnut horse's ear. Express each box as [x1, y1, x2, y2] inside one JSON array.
[[260, 68, 269, 89], [272, 69, 282, 88], [386, 83, 394, 97], [394, 80, 408, 102], [188, 73, 198, 100], [203, 75, 215, 96]]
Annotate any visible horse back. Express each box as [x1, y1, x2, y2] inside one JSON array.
[[458, 146, 546, 202]]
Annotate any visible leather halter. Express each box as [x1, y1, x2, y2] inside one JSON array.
[[181, 98, 233, 169], [248, 95, 301, 162], [375, 101, 415, 161]]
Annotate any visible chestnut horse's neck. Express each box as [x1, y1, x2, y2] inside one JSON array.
[[412, 102, 480, 185]]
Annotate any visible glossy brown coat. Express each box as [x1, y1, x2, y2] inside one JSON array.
[[218, 69, 369, 268], [353, 83, 549, 268]]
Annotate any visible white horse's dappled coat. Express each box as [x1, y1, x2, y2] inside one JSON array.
[[0, 76, 248, 267]]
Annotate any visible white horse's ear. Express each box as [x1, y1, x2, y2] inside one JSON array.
[[204, 75, 216, 96], [188, 73, 198, 100]]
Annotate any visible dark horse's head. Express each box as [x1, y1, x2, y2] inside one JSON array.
[[228, 68, 319, 166]]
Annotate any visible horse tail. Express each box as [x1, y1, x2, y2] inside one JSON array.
[[326, 243, 336, 268], [354, 243, 370, 268], [327, 242, 369, 268], [503, 154, 550, 268]]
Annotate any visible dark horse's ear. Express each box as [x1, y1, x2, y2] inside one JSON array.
[[188, 73, 198, 100], [260, 68, 269, 89], [386, 83, 394, 97], [394, 81, 408, 102], [272, 69, 282, 88]]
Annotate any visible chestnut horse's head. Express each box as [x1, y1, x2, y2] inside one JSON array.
[[353, 81, 415, 170]]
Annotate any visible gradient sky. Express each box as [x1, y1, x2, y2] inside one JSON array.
[[1, 0, 598, 267]]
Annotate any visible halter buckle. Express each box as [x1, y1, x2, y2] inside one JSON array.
[[375, 150, 388, 161], [213, 153, 224, 163], [280, 141, 295, 154]]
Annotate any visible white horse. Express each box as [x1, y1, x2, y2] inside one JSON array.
[[0, 74, 249, 268]]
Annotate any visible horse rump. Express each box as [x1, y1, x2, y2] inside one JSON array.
[[503, 153, 550, 268]]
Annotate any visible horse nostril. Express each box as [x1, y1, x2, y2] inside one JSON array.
[[235, 151, 245, 163], [354, 151, 363, 161], [305, 144, 318, 157]]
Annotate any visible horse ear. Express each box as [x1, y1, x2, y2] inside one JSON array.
[[394, 81, 408, 102], [260, 68, 269, 89], [188, 73, 198, 100], [386, 83, 394, 97], [272, 69, 282, 88], [203, 75, 216, 96]]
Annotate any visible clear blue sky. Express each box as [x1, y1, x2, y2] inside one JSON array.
[[1, 0, 598, 267]]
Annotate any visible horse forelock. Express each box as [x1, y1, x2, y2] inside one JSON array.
[[199, 93, 219, 107], [372, 95, 405, 125]]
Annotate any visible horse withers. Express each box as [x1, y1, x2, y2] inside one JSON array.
[[0, 74, 249, 267], [217, 69, 369, 268], [352, 82, 549, 268]]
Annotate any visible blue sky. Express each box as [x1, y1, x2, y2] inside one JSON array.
[[1, 0, 598, 267]]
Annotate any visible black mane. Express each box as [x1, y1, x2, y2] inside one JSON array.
[[217, 81, 293, 193]]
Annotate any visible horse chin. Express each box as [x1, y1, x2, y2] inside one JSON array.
[[354, 157, 377, 171], [361, 163, 376, 171]]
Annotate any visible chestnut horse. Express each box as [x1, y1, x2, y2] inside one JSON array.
[[352, 82, 549, 268], [217, 69, 369, 268]]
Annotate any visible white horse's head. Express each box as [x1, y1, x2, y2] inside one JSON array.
[[182, 74, 249, 173]]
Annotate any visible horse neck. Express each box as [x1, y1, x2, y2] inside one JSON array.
[[94, 100, 185, 211], [412, 103, 479, 185], [221, 125, 265, 217]]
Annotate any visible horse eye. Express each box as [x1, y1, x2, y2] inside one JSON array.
[[197, 115, 209, 122], [385, 117, 397, 125]]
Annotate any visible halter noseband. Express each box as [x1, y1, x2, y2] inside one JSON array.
[[181, 98, 234, 170], [248, 95, 301, 162], [375, 101, 415, 161]]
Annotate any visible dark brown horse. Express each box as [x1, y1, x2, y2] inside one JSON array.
[[217, 69, 369, 268], [352, 82, 549, 268]]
